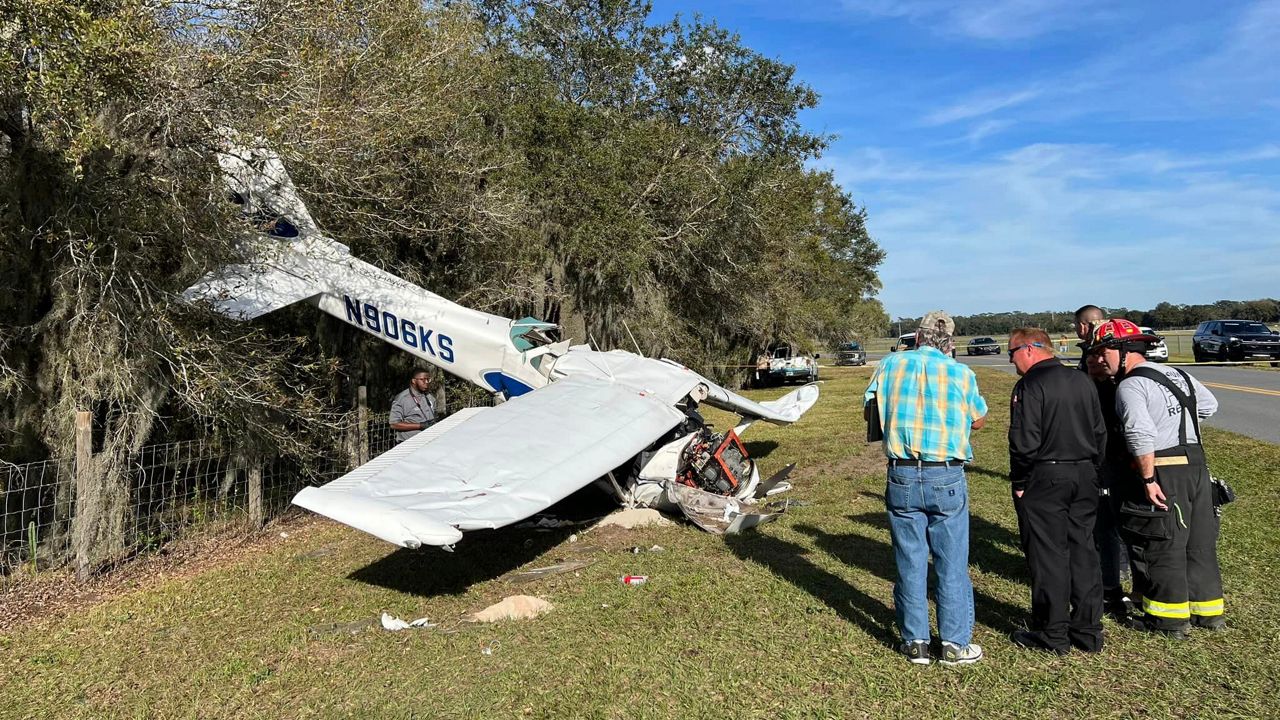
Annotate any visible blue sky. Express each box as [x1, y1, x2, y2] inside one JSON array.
[[649, 0, 1280, 319]]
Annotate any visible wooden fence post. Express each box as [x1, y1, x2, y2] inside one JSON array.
[[247, 457, 263, 530], [357, 385, 370, 465], [73, 410, 93, 582]]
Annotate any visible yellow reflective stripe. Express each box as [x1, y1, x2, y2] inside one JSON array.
[[1190, 599, 1224, 616], [1143, 598, 1191, 619]]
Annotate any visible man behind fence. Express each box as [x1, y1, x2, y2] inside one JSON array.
[[864, 310, 988, 666], [390, 369, 440, 443]]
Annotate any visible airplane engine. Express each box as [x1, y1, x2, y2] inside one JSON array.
[[676, 428, 753, 495]]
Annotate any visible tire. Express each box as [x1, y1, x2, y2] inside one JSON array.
[[1192, 345, 1204, 363]]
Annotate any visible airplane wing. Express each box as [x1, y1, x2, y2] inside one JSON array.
[[292, 374, 686, 548], [657, 359, 820, 424]]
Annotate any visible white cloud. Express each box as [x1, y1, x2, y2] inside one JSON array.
[[1182, 0, 1280, 106], [840, 0, 1114, 40], [820, 143, 1280, 316], [922, 87, 1040, 125]]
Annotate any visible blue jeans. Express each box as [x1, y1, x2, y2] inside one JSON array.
[[885, 464, 974, 646]]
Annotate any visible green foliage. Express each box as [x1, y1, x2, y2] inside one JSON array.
[[0, 0, 886, 466]]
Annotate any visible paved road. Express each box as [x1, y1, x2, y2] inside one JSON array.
[[855, 352, 1280, 445]]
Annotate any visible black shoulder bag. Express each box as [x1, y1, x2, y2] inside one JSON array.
[[865, 396, 883, 443]]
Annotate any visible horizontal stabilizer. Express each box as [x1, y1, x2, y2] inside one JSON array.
[[184, 261, 319, 320]]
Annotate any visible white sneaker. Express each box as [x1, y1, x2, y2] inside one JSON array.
[[939, 641, 983, 666]]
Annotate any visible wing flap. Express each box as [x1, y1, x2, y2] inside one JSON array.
[[292, 376, 686, 547]]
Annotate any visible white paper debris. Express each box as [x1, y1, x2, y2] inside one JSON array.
[[380, 612, 436, 631]]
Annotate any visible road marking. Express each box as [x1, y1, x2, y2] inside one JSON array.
[[1202, 382, 1280, 398]]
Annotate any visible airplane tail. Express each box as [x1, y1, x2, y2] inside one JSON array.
[[183, 138, 555, 395]]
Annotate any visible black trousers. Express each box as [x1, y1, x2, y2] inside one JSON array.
[[1120, 445, 1224, 630], [1094, 460, 1132, 595], [1014, 463, 1104, 651]]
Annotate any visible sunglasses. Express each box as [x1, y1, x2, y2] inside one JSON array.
[[1007, 342, 1045, 359]]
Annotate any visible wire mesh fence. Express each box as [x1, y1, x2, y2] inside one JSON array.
[[1, 457, 73, 575], [1, 414, 404, 578]]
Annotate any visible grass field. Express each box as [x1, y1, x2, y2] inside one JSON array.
[[5, 367, 1279, 719]]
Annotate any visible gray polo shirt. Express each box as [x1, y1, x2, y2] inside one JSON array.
[[390, 387, 440, 443], [1116, 364, 1218, 456]]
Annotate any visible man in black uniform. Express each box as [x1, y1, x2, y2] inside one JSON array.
[[1007, 328, 1108, 654], [1074, 304, 1133, 618]]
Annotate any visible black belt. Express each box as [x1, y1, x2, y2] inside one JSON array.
[[888, 459, 963, 468], [1037, 459, 1092, 465]]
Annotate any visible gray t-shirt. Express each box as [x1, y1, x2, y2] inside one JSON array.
[[390, 387, 440, 443], [1116, 364, 1218, 456]]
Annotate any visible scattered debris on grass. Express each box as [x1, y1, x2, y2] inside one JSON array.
[[469, 595, 553, 622], [380, 612, 436, 631], [506, 559, 593, 584], [514, 516, 601, 530]]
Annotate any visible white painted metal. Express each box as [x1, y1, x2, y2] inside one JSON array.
[[295, 376, 684, 548], [184, 142, 821, 547]]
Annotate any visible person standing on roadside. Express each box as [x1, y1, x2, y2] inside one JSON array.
[[864, 311, 988, 667], [1007, 328, 1107, 654], [1086, 319, 1224, 639], [390, 369, 441, 443], [1074, 304, 1134, 618]]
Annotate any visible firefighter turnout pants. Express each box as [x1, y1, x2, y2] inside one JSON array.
[[1120, 444, 1224, 630], [1014, 462, 1104, 652]]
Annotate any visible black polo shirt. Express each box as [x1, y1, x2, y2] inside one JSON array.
[[1009, 358, 1108, 490]]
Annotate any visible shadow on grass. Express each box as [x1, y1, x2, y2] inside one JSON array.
[[724, 530, 898, 647], [965, 464, 1010, 484], [845, 506, 1026, 585], [347, 486, 616, 597], [742, 440, 779, 459], [807, 515, 1028, 635]]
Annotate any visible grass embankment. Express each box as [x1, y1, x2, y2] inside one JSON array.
[[4, 369, 1278, 719]]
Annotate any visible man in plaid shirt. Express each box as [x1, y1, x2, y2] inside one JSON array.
[[865, 310, 988, 666]]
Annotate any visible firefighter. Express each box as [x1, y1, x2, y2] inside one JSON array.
[[1085, 319, 1224, 638]]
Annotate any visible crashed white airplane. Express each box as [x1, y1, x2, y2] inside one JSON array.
[[184, 144, 819, 549]]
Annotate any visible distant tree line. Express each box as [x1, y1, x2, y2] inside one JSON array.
[[889, 298, 1280, 338]]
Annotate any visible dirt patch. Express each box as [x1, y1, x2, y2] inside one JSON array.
[[0, 514, 327, 635]]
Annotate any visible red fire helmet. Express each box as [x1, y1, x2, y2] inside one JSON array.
[[1088, 318, 1159, 351]]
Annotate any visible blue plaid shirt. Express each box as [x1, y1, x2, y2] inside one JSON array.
[[864, 347, 988, 462]]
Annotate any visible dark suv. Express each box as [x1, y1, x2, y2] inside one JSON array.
[[835, 341, 867, 366], [1193, 320, 1280, 362]]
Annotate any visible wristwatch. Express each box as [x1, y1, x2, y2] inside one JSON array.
[[1143, 476, 1157, 485]]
